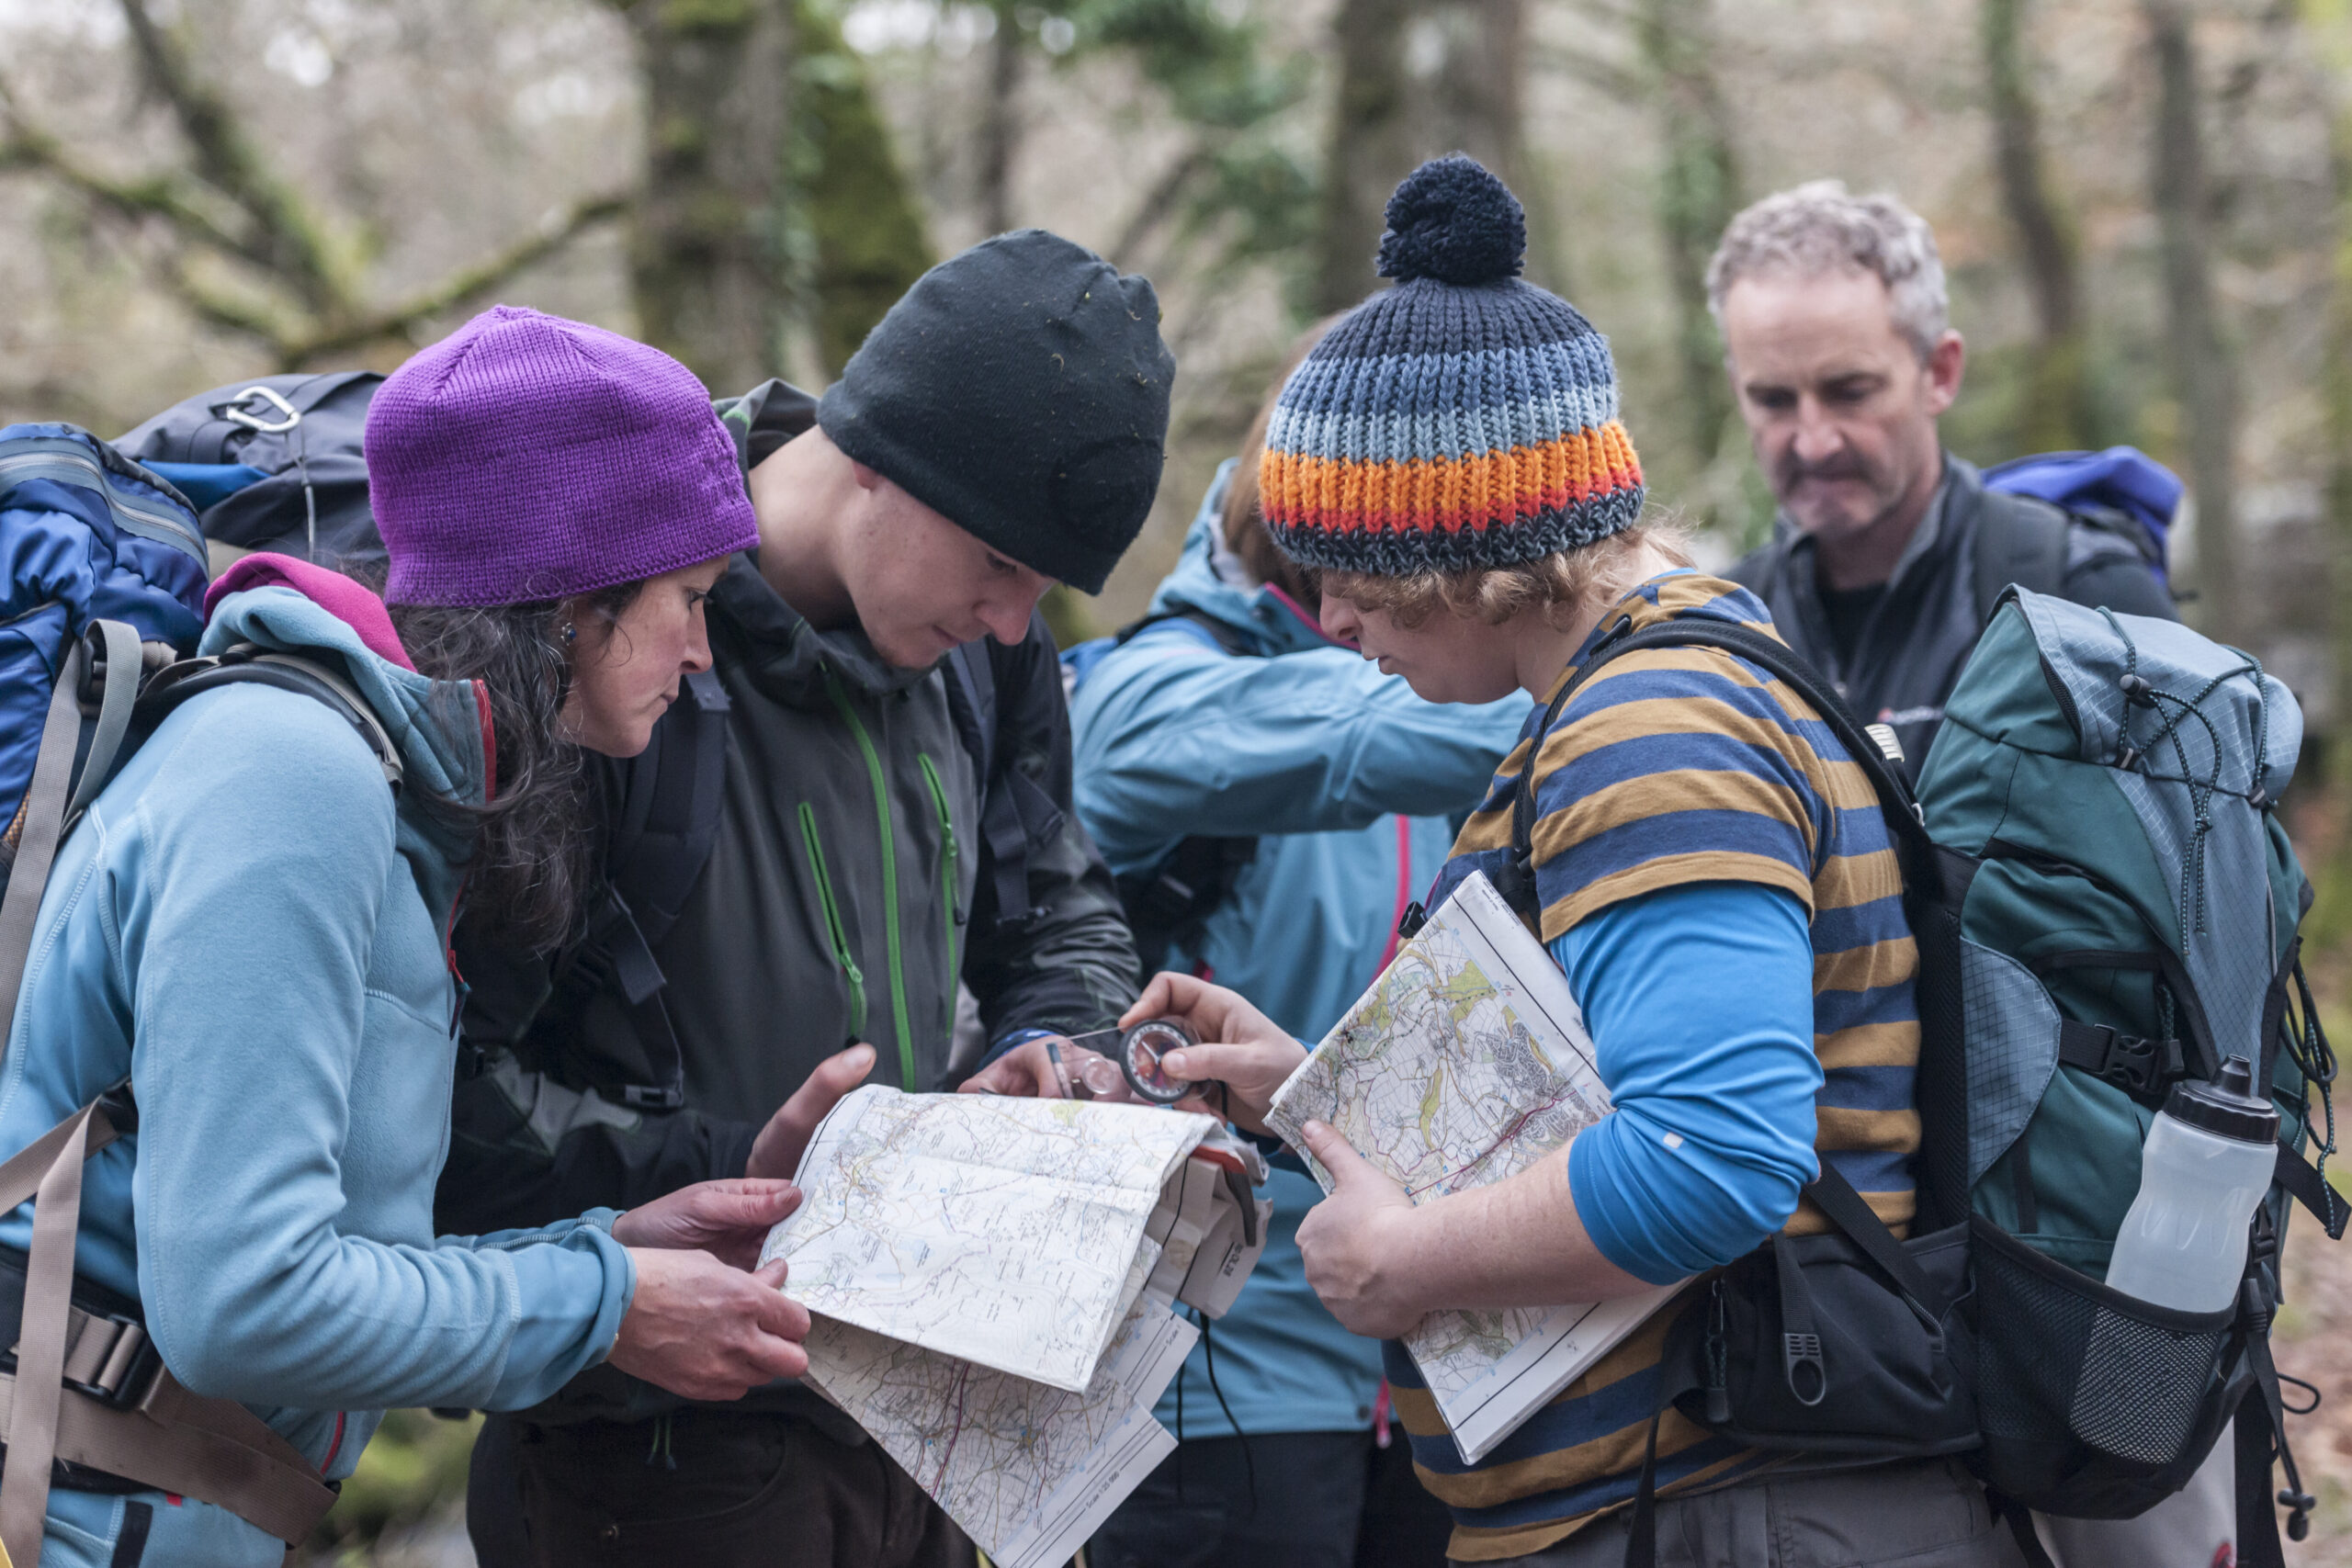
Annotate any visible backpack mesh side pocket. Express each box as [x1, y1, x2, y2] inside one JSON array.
[[1969, 1214, 2247, 1517]]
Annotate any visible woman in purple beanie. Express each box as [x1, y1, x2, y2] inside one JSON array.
[[0, 307, 841, 1568]]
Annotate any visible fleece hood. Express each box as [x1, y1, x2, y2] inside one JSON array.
[[198, 556, 489, 919], [1148, 460, 1343, 659]]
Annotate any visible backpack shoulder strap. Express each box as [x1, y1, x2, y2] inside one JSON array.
[[1971, 490, 2072, 626], [518, 671, 733, 1111], [1103, 608, 1264, 956], [1115, 607, 1258, 659], [946, 639, 999, 796], [131, 649, 402, 793], [1498, 618, 1931, 923], [606, 668, 730, 950]]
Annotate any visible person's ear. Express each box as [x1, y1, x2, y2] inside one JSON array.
[[1923, 329, 1966, 416]]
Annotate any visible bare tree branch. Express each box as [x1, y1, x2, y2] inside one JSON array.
[[0, 116, 274, 275], [278, 194, 631, 367], [1110, 147, 1211, 271], [162, 259, 298, 345], [116, 0, 348, 316]]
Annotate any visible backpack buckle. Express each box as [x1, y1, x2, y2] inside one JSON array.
[[2074, 1023, 2179, 1095], [62, 1312, 162, 1412], [617, 1081, 684, 1111]]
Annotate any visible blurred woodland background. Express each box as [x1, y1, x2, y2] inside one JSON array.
[[6, 0, 2352, 1560]]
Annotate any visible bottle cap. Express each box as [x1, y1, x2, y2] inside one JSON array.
[[2161, 1055, 2278, 1145]]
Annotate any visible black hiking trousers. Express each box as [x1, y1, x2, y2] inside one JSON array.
[[469, 1407, 976, 1568], [1091, 1428, 1453, 1568]]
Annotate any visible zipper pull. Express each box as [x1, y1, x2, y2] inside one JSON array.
[[1704, 1280, 1732, 1426]]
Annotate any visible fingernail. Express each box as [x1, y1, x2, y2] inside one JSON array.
[[1163, 1051, 1188, 1076], [1302, 1120, 1328, 1138]]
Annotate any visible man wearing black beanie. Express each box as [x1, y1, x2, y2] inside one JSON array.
[[441, 231, 1174, 1568]]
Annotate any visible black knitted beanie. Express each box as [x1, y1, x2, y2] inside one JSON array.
[[816, 230, 1176, 595]]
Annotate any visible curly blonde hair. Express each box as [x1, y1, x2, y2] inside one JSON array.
[[1316, 514, 1695, 631]]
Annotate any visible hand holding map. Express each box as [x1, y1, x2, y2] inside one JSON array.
[[761, 1086, 1271, 1568], [1266, 870, 1685, 1464]]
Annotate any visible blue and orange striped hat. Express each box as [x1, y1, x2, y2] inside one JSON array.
[[1261, 155, 1644, 576]]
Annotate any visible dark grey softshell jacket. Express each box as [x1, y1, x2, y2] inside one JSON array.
[[435, 382, 1140, 1426], [1731, 455, 2176, 776]]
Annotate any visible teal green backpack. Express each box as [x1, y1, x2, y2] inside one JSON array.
[[1914, 586, 2335, 1561], [1533, 588, 2335, 1568]]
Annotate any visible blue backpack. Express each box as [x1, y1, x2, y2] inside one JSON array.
[[0, 426, 209, 908], [1982, 445, 2180, 594]]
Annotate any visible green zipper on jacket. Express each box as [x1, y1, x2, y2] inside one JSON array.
[[797, 802, 868, 1039], [918, 752, 961, 1037], [823, 669, 917, 1092]]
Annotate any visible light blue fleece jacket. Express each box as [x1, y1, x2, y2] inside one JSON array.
[[1069, 463, 1529, 1439], [0, 585, 634, 1568]]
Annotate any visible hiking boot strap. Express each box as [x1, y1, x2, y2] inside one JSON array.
[[0, 1099, 335, 1565]]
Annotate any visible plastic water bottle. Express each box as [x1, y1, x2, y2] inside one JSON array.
[[2103, 1055, 2278, 1314]]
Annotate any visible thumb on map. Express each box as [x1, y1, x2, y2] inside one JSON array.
[[1301, 1121, 1370, 1182]]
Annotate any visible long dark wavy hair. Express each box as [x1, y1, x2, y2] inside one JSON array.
[[386, 581, 642, 956]]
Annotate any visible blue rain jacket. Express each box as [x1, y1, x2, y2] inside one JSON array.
[[1069, 464, 1529, 1438], [0, 584, 633, 1566]]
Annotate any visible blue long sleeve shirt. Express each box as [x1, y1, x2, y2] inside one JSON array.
[[1555, 882, 1822, 1285]]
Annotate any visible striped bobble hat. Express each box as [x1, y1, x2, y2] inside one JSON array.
[[1260, 155, 1645, 576]]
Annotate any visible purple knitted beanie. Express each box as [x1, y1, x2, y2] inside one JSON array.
[[367, 305, 760, 606]]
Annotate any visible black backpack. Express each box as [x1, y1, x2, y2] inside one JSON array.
[[116, 375, 1048, 1110], [1065, 609, 1263, 964], [117, 374, 386, 573]]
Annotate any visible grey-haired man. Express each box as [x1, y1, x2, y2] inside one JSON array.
[[1712, 180, 2172, 777], [1712, 183, 2220, 1568]]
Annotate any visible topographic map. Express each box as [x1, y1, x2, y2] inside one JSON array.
[[763, 1088, 1272, 1568], [761, 1088, 1209, 1391], [801, 1297, 1196, 1568], [1268, 871, 1684, 1464]]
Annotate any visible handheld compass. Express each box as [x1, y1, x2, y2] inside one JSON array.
[[1057, 1018, 1204, 1104]]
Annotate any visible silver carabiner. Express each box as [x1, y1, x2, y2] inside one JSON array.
[[214, 384, 301, 435]]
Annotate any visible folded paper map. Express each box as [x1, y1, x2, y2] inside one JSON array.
[[763, 1087, 1270, 1568], [1266, 870, 1684, 1464]]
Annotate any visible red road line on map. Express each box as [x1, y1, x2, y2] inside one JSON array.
[[1406, 1092, 1573, 1199]]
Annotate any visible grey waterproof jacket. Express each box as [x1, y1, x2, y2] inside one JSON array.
[[1730, 454, 2175, 775], [434, 381, 1139, 1422]]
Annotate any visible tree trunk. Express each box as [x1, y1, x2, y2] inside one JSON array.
[[1430, 0, 1526, 186], [1314, 0, 1419, 314], [2301, 0, 2352, 934], [623, 0, 796, 392], [1984, 0, 2091, 452], [1637, 0, 1739, 469], [2144, 0, 2243, 642], [977, 2, 1023, 237], [794, 0, 933, 377]]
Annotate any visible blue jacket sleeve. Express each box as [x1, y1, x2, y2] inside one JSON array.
[[122, 690, 632, 1414], [1070, 632, 1527, 874], [1557, 882, 1821, 1285]]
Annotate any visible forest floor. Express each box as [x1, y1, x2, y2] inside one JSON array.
[[2278, 1179, 2352, 1565]]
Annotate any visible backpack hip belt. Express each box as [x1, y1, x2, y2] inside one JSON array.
[[0, 1096, 336, 1560]]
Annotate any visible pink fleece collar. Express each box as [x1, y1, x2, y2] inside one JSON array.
[[204, 553, 417, 672]]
